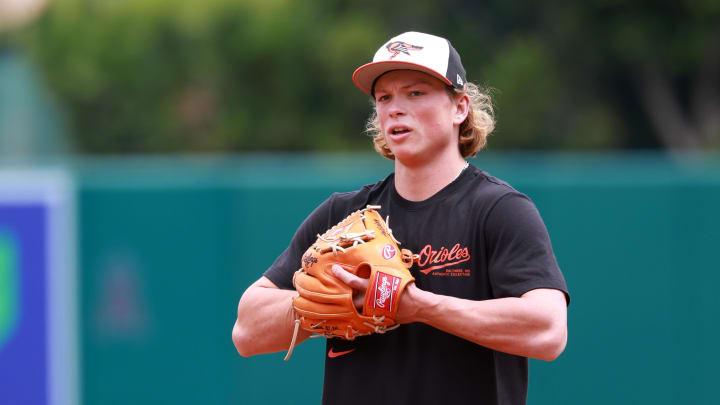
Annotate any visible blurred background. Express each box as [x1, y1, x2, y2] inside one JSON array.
[[0, 0, 719, 404]]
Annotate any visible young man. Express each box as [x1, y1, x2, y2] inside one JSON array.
[[233, 32, 569, 405]]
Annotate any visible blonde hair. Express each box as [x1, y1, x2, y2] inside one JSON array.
[[365, 82, 495, 160]]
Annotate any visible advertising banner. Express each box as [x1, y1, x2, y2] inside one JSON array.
[[0, 169, 76, 405]]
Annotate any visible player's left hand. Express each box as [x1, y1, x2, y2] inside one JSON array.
[[331, 264, 368, 310]]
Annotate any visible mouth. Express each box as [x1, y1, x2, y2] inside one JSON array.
[[388, 126, 412, 137]]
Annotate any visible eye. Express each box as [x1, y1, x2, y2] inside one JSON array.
[[409, 90, 424, 97], [376, 94, 390, 102]]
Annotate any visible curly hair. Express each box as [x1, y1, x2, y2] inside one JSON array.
[[365, 82, 495, 160]]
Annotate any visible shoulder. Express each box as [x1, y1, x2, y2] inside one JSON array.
[[325, 175, 393, 219], [298, 174, 394, 233], [456, 165, 546, 233], [464, 165, 526, 208], [469, 168, 551, 242]]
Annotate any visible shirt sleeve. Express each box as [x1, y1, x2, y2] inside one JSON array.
[[263, 195, 334, 290], [484, 192, 570, 304]]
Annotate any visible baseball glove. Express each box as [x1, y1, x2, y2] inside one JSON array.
[[284, 205, 416, 360]]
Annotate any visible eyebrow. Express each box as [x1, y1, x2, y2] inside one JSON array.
[[374, 79, 433, 94]]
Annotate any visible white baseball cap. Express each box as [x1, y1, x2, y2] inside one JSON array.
[[352, 31, 467, 95]]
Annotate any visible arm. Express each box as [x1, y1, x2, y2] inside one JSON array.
[[399, 284, 567, 361], [232, 196, 339, 357], [332, 265, 567, 361], [232, 276, 312, 357]]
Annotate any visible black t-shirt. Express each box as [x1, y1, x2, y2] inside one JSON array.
[[264, 164, 569, 405]]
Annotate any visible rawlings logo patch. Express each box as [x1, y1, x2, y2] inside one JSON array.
[[382, 244, 396, 260], [372, 272, 401, 312]]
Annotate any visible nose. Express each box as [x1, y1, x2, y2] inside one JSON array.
[[387, 99, 406, 118]]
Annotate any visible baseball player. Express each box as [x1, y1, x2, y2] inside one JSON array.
[[233, 31, 569, 405]]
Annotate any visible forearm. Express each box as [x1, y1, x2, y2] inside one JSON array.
[[232, 278, 311, 357], [400, 286, 567, 361]]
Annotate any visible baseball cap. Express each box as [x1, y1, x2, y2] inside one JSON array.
[[352, 31, 467, 95]]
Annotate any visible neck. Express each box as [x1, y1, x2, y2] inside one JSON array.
[[394, 154, 467, 202]]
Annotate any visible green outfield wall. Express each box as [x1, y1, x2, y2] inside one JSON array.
[[74, 153, 720, 404]]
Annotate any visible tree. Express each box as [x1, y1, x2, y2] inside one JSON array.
[[13, 0, 720, 153]]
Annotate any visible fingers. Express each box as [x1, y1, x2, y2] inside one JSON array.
[[352, 294, 364, 309], [332, 265, 368, 311], [331, 264, 369, 291]]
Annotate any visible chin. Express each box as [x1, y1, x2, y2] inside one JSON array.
[[391, 149, 425, 167]]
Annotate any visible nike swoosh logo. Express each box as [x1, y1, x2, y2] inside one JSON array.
[[328, 348, 355, 358]]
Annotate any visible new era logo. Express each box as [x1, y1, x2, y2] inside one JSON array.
[[456, 74, 464, 86]]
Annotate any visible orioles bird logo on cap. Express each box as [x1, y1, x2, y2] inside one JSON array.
[[386, 41, 424, 59]]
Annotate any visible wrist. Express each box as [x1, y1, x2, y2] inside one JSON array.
[[398, 282, 428, 324]]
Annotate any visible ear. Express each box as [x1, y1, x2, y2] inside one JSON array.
[[452, 93, 470, 126]]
